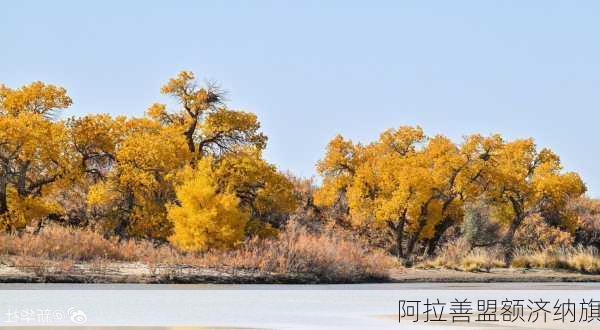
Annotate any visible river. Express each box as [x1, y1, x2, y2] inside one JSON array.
[[1, 283, 599, 329]]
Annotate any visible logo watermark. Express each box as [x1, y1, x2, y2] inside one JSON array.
[[4, 306, 87, 325]]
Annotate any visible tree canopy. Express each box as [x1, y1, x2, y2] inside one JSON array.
[[315, 127, 585, 262]]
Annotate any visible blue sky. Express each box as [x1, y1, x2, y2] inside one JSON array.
[[2, 1, 598, 196]]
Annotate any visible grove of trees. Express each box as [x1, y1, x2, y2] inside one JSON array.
[[0, 72, 295, 252], [314, 128, 586, 264], [0, 72, 593, 266]]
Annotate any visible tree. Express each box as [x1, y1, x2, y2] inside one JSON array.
[[315, 127, 432, 259], [85, 72, 287, 242], [168, 158, 249, 252], [86, 118, 192, 240], [0, 82, 71, 118], [482, 138, 586, 264], [348, 126, 428, 259], [0, 82, 72, 231], [315, 127, 502, 260], [314, 134, 361, 215], [148, 71, 266, 160], [422, 134, 502, 255], [167, 147, 296, 251], [67, 114, 124, 181], [212, 148, 297, 230]]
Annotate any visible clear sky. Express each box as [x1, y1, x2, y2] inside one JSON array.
[[2, 1, 598, 196]]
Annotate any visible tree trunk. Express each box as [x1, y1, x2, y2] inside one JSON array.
[[0, 176, 7, 215], [115, 190, 135, 239], [184, 119, 197, 154], [502, 215, 523, 266], [388, 218, 406, 259], [502, 197, 525, 266], [406, 201, 433, 258], [396, 219, 405, 258], [425, 216, 453, 257], [406, 219, 427, 259], [406, 234, 418, 258]]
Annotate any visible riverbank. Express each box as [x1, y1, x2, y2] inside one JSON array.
[[389, 267, 600, 283], [1, 262, 599, 284], [0, 262, 324, 284]]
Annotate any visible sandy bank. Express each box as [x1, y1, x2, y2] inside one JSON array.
[[1, 262, 599, 284]]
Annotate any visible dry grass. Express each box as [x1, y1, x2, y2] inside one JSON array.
[[0, 224, 178, 263], [193, 223, 396, 282], [460, 249, 505, 272], [419, 238, 504, 272], [0, 223, 395, 282], [420, 242, 600, 274], [511, 246, 600, 274]]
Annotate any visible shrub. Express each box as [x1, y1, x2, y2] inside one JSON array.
[[571, 197, 600, 249], [514, 214, 573, 249], [461, 200, 502, 249]]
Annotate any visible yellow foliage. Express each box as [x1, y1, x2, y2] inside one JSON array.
[[76, 73, 282, 242], [314, 134, 361, 210], [116, 128, 191, 190], [85, 119, 192, 240], [8, 188, 61, 219], [315, 126, 562, 258], [378, 125, 426, 155], [67, 114, 123, 178], [0, 113, 68, 167], [213, 148, 297, 217], [0, 188, 62, 232], [316, 134, 358, 181], [151, 71, 267, 159], [128, 200, 175, 241], [86, 181, 118, 207], [0, 81, 71, 117], [484, 139, 586, 230], [0, 82, 72, 228], [0, 76, 589, 265], [200, 108, 267, 155], [168, 160, 249, 252]]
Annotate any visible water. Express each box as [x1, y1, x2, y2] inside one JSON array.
[[1, 283, 600, 329]]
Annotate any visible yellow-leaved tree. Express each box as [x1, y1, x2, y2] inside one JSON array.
[[168, 158, 249, 252], [167, 148, 296, 251], [83, 71, 295, 245], [86, 118, 191, 240], [212, 148, 297, 236], [313, 134, 361, 217], [67, 114, 124, 181], [482, 138, 586, 264], [147, 71, 266, 160], [150, 71, 293, 248], [0, 82, 72, 232], [315, 126, 501, 260]]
